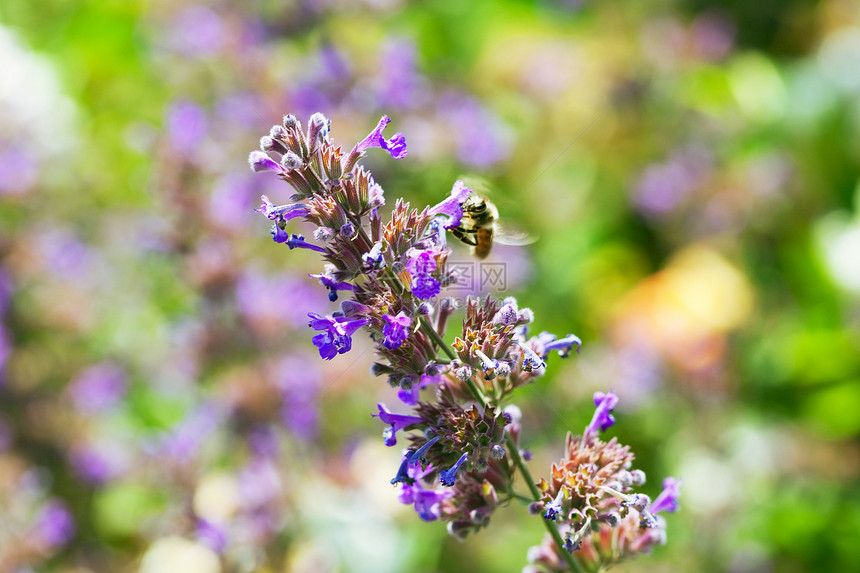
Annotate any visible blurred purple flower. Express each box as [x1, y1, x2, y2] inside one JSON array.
[[632, 146, 712, 215], [0, 326, 9, 385], [68, 363, 127, 414], [276, 355, 322, 441], [69, 441, 129, 484], [239, 456, 282, 512], [439, 92, 511, 167], [35, 228, 94, 281], [236, 269, 325, 330], [168, 101, 209, 156], [377, 38, 425, 110], [0, 146, 38, 196], [167, 5, 226, 57], [197, 518, 229, 554], [650, 477, 682, 514], [157, 404, 222, 462], [35, 499, 75, 547], [215, 92, 266, 130], [691, 12, 735, 61], [208, 173, 257, 231], [0, 269, 12, 315]]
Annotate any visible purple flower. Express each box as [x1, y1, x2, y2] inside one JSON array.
[[167, 101, 208, 155], [271, 230, 328, 253], [377, 38, 424, 110], [428, 180, 472, 228], [255, 195, 309, 221], [397, 459, 454, 522], [308, 312, 370, 360], [68, 363, 127, 414], [543, 334, 582, 358], [373, 402, 423, 446], [390, 436, 440, 485], [586, 391, 619, 434], [517, 341, 546, 372], [544, 491, 564, 521], [397, 372, 440, 405], [351, 115, 408, 159], [439, 452, 469, 486], [649, 477, 682, 515], [35, 499, 75, 547], [382, 311, 412, 349], [406, 249, 440, 300], [249, 151, 283, 174], [197, 519, 228, 554], [310, 270, 356, 302]]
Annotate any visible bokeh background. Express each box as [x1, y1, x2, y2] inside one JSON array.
[[2, 0, 860, 571]]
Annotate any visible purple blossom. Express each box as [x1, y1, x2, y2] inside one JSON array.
[[69, 442, 128, 484], [167, 101, 208, 156], [271, 229, 328, 253], [382, 311, 412, 349], [397, 372, 440, 405], [68, 363, 127, 414], [351, 115, 408, 159], [649, 477, 682, 515], [167, 5, 226, 57], [517, 341, 546, 372], [249, 151, 284, 174], [586, 391, 619, 434], [439, 452, 469, 486], [398, 460, 454, 522], [406, 249, 440, 300], [390, 436, 440, 485], [255, 195, 309, 221], [428, 180, 472, 228], [0, 146, 38, 196], [197, 519, 228, 554], [308, 312, 370, 360], [377, 37, 424, 110], [543, 334, 582, 358], [310, 270, 356, 302], [373, 402, 423, 446], [544, 491, 564, 521], [35, 499, 75, 547]]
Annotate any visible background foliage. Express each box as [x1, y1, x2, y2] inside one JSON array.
[[1, 0, 859, 571]]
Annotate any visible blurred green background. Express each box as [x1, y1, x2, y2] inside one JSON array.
[[1, 0, 859, 571]]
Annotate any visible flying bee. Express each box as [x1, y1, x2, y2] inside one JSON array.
[[449, 194, 534, 259]]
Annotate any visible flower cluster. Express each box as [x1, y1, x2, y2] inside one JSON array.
[[248, 113, 677, 570], [526, 392, 681, 571]]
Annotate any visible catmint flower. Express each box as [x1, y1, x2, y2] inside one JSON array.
[[351, 115, 408, 159], [309, 270, 356, 302], [398, 459, 454, 522], [248, 150, 283, 173], [278, 233, 327, 253], [362, 241, 385, 270], [517, 307, 535, 323], [406, 249, 440, 299], [382, 311, 412, 349], [260, 135, 287, 155], [517, 341, 546, 372], [649, 477, 682, 515], [495, 361, 512, 378], [586, 391, 619, 434], [439, 452, 469, 486], [474, 348, 498, 380], [308, 112, 330, 143], [428, 180, 472, 228], [543, 334, 582, 358], [256, 195, 308, 221], [398, 372, 441, 405], [283, 114, 299, 129], [390, 436, 440, 485], [280, 151, 303, 170], [307, 312, 370, 360], [544, 490, 564, 521], [373, 402, 423, 446]]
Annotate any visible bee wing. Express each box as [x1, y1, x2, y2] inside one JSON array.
[[494, 222, 537, 246]]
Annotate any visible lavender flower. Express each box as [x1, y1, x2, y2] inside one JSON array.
[[649, 477, 682, 515]]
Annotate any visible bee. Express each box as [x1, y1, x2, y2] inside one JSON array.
[[449, 194, 534, 259]]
